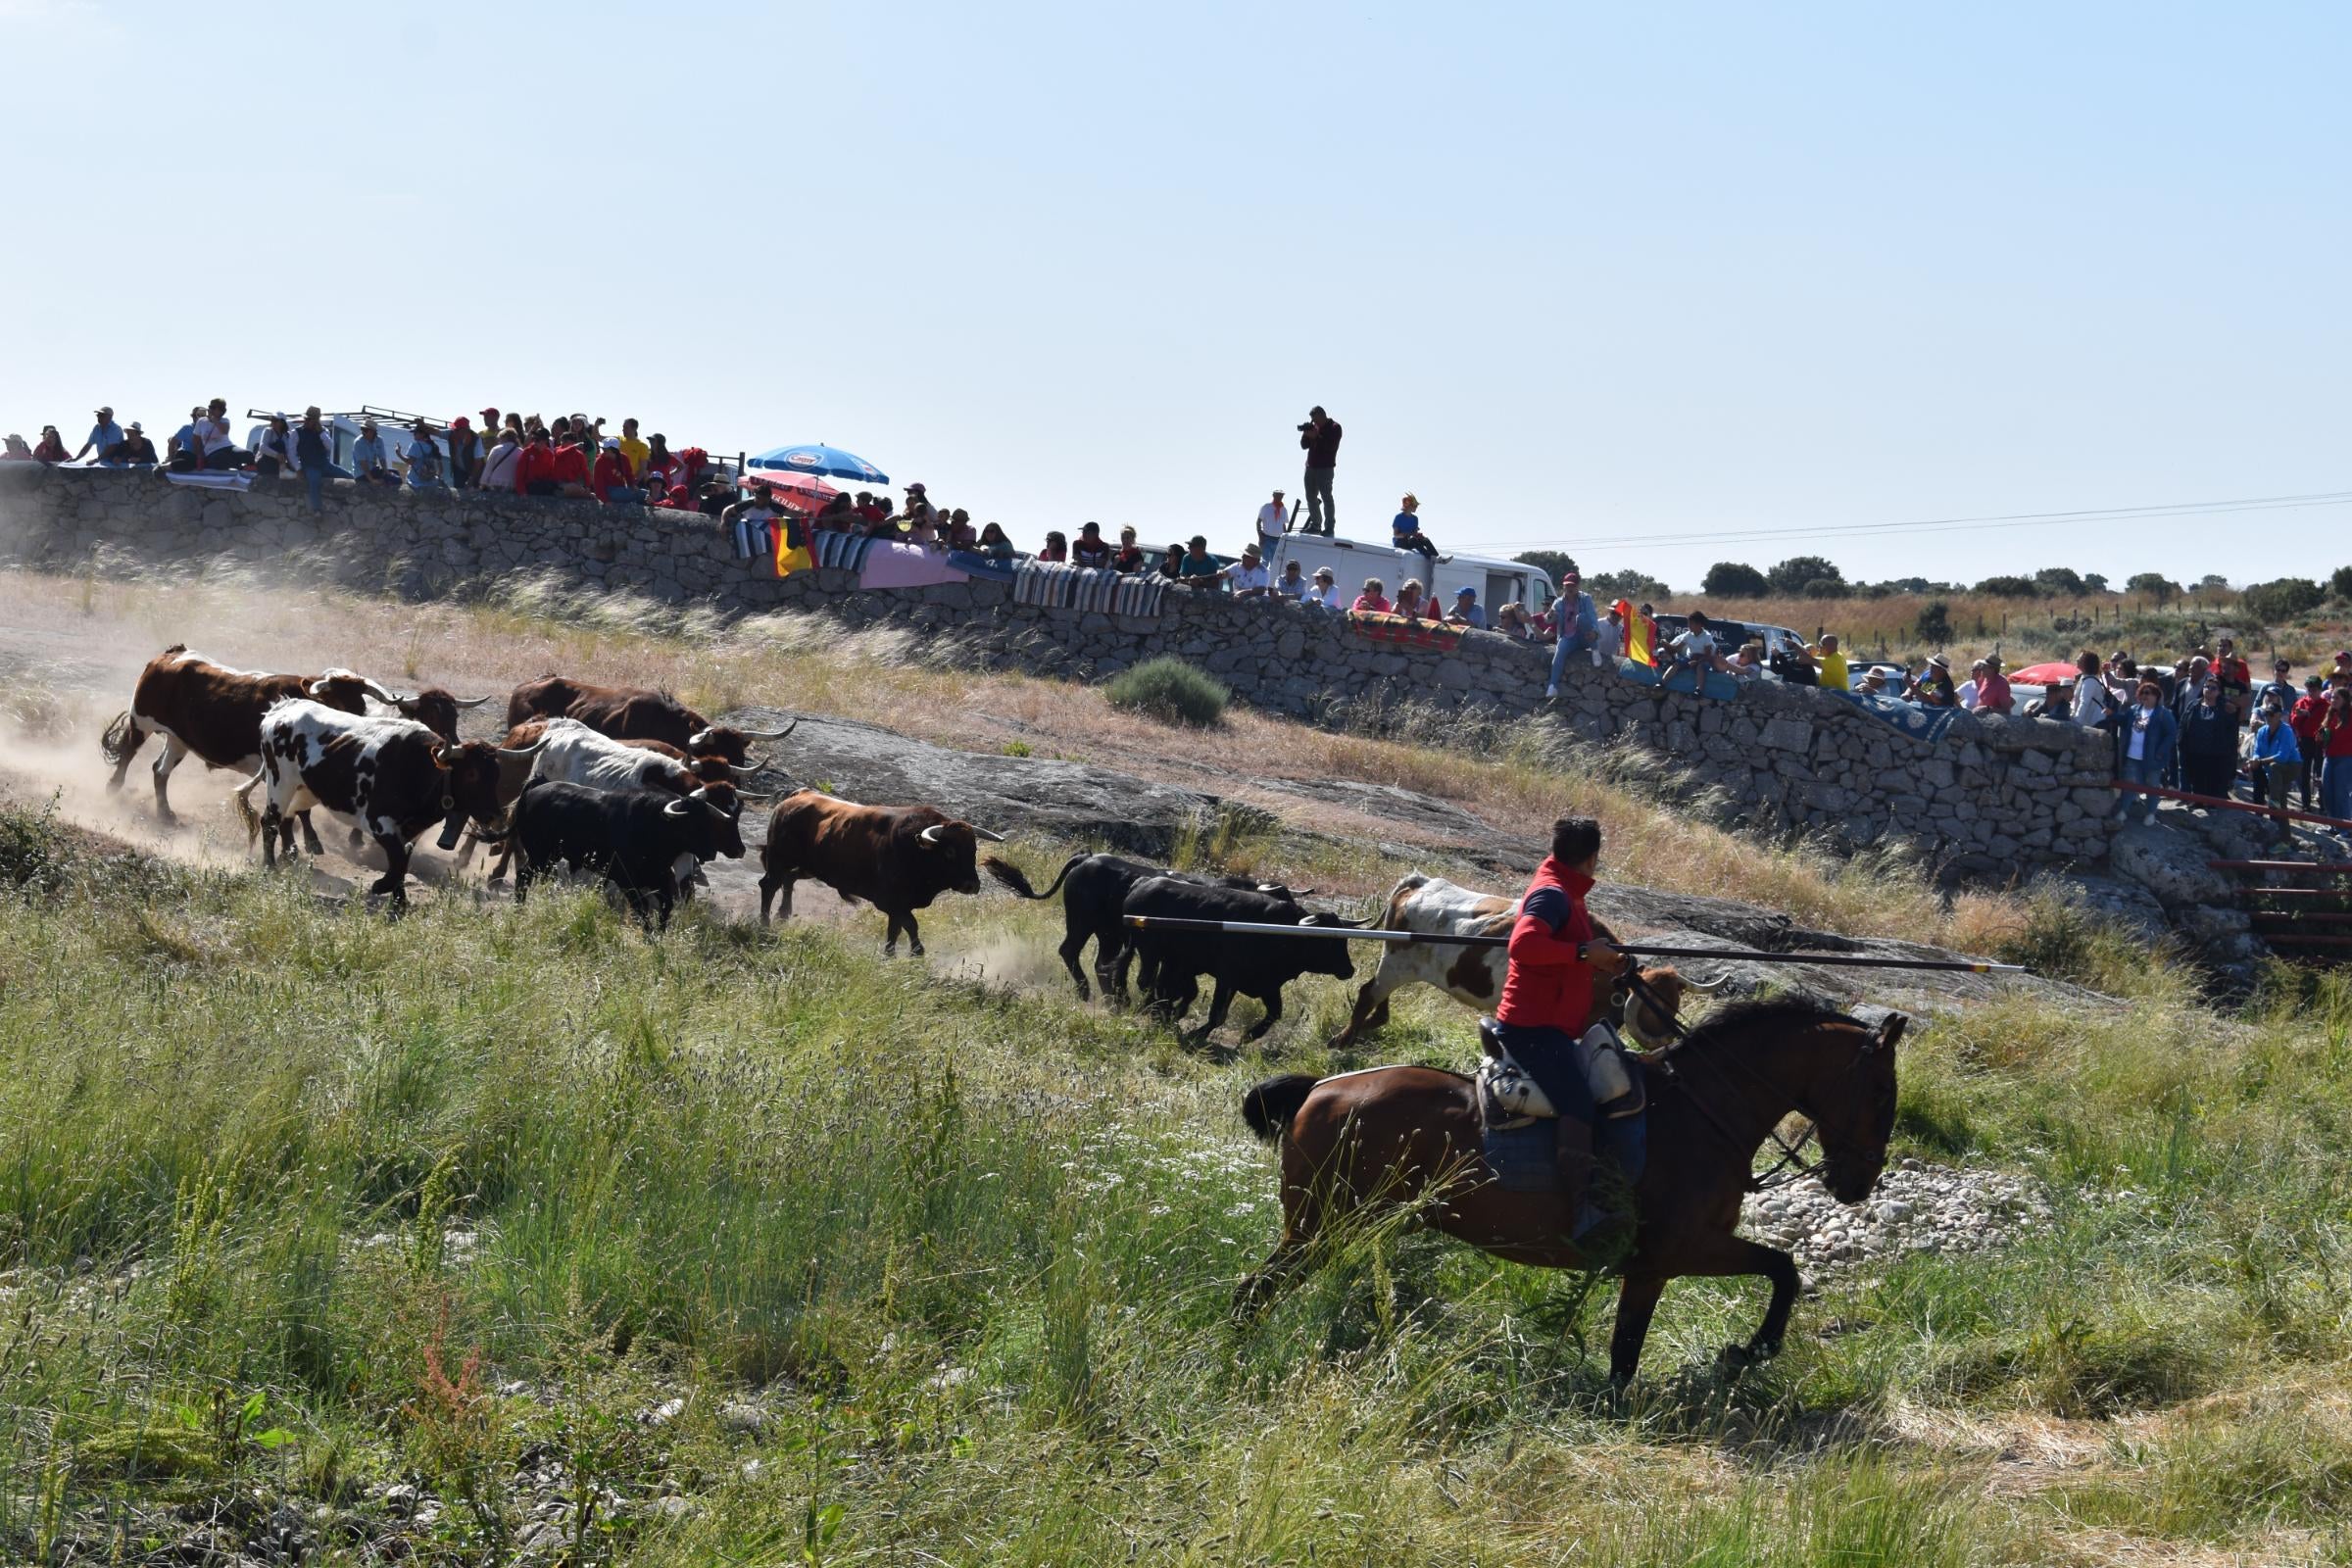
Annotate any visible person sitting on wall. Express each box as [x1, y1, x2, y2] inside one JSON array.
[[973, 521, 1015, 562], [402, 421, 447, 490], [1494, 602, 1533, 640], [1158, 544, 1186, 581], [1446, 585, 1486, 629], [1220, 541, 1273, 600], [1909, 654, 1958, 708], [1274, 559, 1308, 602], [721, 481, 780, 562], [854, 491, 888, 527], [1393, 578, 1433, 621], [515, 428, 560, 496], [1660, 609, 1728, 680], [1351, 577, 1391, 613], [253, 414, 298, 478], [198, 399, 245, 471], [478, 425, 523, 494], [1038, 530, 1070, 564], [592, 439, 646, 504], [903, 508, 942, 548], [944, 509, 977, 551], [1109, 525, 1147, 573], [110, 422, 157, 466], [1303, 566, 1343, 610], [1072, 521, 1113, 569], [1393, 493, 1439, 564], [1177, 535, 1222, 590], [548, 430, 594, 499], [352, 418, 397, 485]]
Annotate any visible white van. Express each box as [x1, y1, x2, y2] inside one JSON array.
[[1263, 530, 1555, 621]]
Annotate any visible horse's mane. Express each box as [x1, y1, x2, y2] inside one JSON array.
[[1673, 997, 1858, 1054]]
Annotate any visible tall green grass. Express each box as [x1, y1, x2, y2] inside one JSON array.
[[3, 809, 2350, 1562]]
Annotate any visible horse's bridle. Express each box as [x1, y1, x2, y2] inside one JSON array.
[[1620, 969, 1869, 1195]]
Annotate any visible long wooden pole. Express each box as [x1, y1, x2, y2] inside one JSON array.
[[1118, 916, 2030, 974]]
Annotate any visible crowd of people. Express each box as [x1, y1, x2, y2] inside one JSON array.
[[16, 401, 2352, 829]]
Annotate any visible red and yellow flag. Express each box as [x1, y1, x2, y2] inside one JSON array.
[[774, 512, 812, 578], [1616, 599, 1653, 665]]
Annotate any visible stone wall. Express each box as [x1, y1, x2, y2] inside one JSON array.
[[0, 466, 2119, 873]]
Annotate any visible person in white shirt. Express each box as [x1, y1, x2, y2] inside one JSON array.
[[1301, 566, 1341, 610], [1221, 541, 1273, 599], [198, 397, 243, 470], [1274, 560, 1307, 601], [1957, 659, 1985, 710], [478, 431, 522, 492], [1255, 489, 1290, 550]]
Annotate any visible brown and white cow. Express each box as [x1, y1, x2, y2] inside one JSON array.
[[758, 791, 1004, 956], [101, 648, 392, 848], [504, 675, 796, 768], [239, 699, 545, 906], [466, 717, 761, 884], [1329, 872, 1722, 1048]]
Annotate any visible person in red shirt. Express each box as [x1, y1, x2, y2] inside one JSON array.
[[514, 429, 560, 496], [2290, 675, 2328, 809], [1350, 578, 1391, 614], [548, 435, 592, 498], [2322, 686, 2352, 823], [1492, 815, 1641, 1248], [2211, 636, 2253, 727], [590, 439, 645, 504]]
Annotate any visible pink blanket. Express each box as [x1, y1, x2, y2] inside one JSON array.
[[857, 542, 969, 590]]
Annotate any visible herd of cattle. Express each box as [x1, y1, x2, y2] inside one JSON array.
[[92, 645, 1704, 1042]]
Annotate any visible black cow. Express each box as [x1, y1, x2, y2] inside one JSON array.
[[982, 853, 1305, 1001], [502, 779, 747, 928], [1121, 877, 1359, 1043]]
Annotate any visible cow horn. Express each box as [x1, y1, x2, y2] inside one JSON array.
[[742, 719, 798, 740], [1687, 972, 1733, 993], [495, 736, 551, 759], [685, 728, 714, 750], [970, 825, 1005, 843], [452, 695, 494, 710], [918, 823, 946, 845], [737, 750, 769, 772], [662, 797, 694, 817], [361, 678, 405, 705]]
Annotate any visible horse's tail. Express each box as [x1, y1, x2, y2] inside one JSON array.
[[981, 852, 1082, 901], [1242, 1074, 1322, 1142], [99, 710, 144, 767]]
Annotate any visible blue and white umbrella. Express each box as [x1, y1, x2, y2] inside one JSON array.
[[748, 443, 890, 485]]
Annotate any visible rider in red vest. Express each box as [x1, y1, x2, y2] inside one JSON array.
[[1493, 815, 1643, 1245]]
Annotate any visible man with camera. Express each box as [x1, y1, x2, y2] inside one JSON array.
[[1297, 407, 1342, 535]]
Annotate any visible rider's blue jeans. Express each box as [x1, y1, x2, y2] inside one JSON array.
[[1490, 1020, 1648, 1205]]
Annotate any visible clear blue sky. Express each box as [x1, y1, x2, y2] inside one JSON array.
[[6, 1, 2345, 592]]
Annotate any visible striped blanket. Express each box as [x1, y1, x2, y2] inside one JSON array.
[[810, 530, 878, 574], [1012, 561, 1168, 619], [1347, 611, 1463, 652]]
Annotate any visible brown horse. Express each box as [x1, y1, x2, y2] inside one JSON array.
[[1238, 999, 1906, 1390]]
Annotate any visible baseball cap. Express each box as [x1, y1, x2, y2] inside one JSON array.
[[906, 482, 926, 494], [1313, 567, 1335, 581], [602, 437, 620, 450], [1456, 585, 1476, 599]]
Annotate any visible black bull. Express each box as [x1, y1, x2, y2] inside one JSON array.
[[981, 852, 1308, 1001], [1122, 877, 1361, 1041]]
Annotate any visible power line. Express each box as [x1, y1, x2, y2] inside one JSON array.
[[1460, 488, 2352, 558]]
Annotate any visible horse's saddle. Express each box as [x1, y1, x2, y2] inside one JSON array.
[[1475, 1019, 1645, 1133]]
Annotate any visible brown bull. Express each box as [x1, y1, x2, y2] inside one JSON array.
[[504, 675, 795, 767], [757, 791, 1004, 956], [100, 645, 479, 852]]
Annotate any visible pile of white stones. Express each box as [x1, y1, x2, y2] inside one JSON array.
[[1739, 1155, 2048, 1274]]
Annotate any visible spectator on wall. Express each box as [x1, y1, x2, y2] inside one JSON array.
[[478, 425, 523, 494], [1975, 656, 2014, 714], [402, 421, 446, 489], [1543, 564, 1600, 698], [1303, 566, 1342, 610], [1351, 577, 1391, 613], [74, 406, 122, 464], [1109, 526, 1147, 573], [1494, 602, 1533, 641], [1037, 530, 1069, 563], [1393, 578, 1431, 621], [252, 414, 298, 478], [592, 439, 646, 504], [445, 417, 483, 487], [2072, 651, 2117, 728], [111, 423, 157, 466], [1072, 521, 1113, 568], [1446, 585, 1485, 629], [617, 417, 650, 478], [978, 522, 1016, 563], [352, 418, 396, 485], [1275, 559, 1307, 601], [199, 399, 244, 470], [1177, 535, 1222, 589], [1222, 541, 1274, 599], [549, 430, 593, 498]]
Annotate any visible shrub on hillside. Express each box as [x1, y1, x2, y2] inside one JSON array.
[[2333, 564, 2352, 602], [2240, 577, 2325, 625], [1974, 574, 2039, 598], [1105, 657, 1228, 726], [1702, 561, 1770, 596], [1915, 600, 1953, 645]]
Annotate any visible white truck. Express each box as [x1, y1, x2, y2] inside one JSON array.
[[1261, 529, 1556, 620]]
